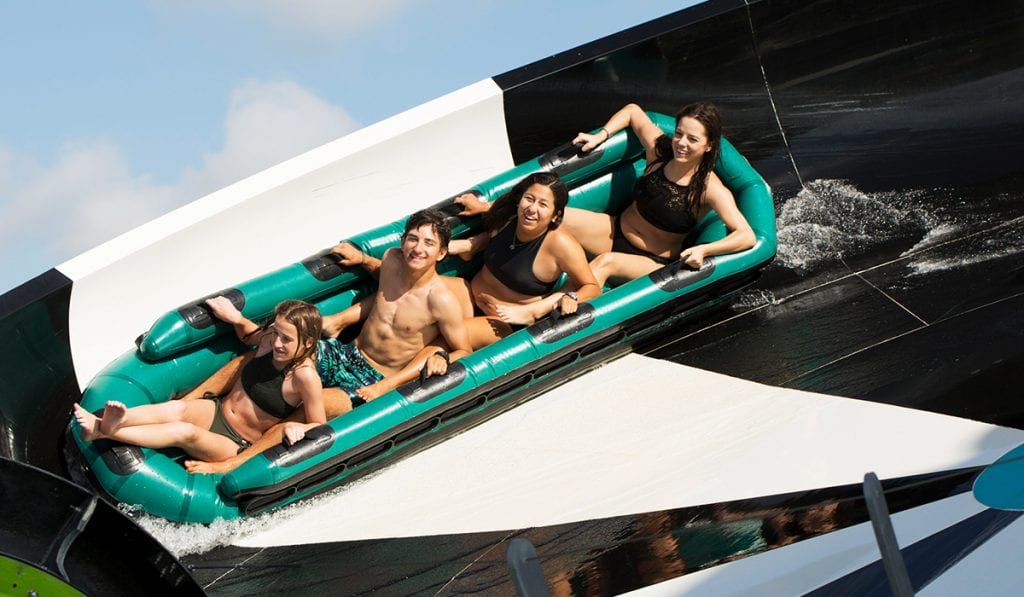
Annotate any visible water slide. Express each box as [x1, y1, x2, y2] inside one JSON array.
[[1, 0, 1022, 593]]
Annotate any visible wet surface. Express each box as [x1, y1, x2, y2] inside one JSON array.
[[651, 180, 1024, 428], [190, 468, 981, 595], [169, 0, 1024, 592]]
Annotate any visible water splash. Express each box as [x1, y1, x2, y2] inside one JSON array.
[[132, 507, 258, 557], [772, 180, 1024, 278], [733, 289, 779, 310], [133, 468, 386, 557], [775, 180, 932, 273]]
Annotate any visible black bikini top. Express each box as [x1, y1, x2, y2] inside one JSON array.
[[484, 224, 558, 297], [241, 352, 298, 419], [633, 164, 698, 235]]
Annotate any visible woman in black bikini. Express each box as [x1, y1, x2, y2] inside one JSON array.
[[567, 102, 755, 286], [451, 172, 601, 327], [457, 103, 755, 287], [73, 300, 326, 463]]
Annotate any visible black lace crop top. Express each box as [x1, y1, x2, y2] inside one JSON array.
[[632, 165, 698, 235]]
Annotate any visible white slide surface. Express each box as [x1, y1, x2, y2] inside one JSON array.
[[233, 354, 1023, 547]]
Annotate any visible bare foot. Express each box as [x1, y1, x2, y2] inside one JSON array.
[[355, 380, 391, 402], [73, 403, 102, 441], [493, 302, 540, 326], [476, 292, 501, 316], [99, 401, 128, 437], [185, 459, 234, 475]]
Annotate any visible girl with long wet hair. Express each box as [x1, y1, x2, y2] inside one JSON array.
[[73, 299, 326, 464]]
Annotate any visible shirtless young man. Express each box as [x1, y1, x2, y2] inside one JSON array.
[[186, 209, 472, 474]]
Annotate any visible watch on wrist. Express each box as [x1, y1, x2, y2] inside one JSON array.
[[564, 291, 578, 302]]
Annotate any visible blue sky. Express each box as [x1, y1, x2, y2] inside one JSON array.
[[0, 1, 700, 294]]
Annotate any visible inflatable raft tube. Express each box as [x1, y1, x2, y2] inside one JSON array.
[[137, 119, 652, 362], [68, 113, 776, 523]]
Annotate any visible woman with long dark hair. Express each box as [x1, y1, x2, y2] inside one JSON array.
[[451, 171, 601, 327], [458, 102, 755, 287], [567, 102, 755, 285]]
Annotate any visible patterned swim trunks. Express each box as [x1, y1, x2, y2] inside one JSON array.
[[316, 339, 384, 408]]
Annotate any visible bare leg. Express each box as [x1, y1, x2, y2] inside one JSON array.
[[108, 421, 241, 462], [76, 399, 239, 462], [562, 207, 614, 256], [589, 252, 663, 288], [76, 399, 215, 437], [179, 353, 249, 400], [184, 387, 353, 474], [75, 400, 189, 441]]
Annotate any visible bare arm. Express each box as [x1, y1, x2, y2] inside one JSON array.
[[573, 103, 665, 160], [447, 231, 490, 261], [331, 241, 382, 280], [679, 176, 756, 268], [551, 231, 602, 314], [431, 287, 473, 365], [178, 353, 249, 401], [454, 192, 491, 217], [279, 364, 326, 445], [354, 343, 445, 401], [206, 296, 262, 345]]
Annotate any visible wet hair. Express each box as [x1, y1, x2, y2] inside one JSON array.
[[652, 101, 722, 218], [483, 171, 570, 232], [271, 300, 321, 371], [403, 209, 452, 249]]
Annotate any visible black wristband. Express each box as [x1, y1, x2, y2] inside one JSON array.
[[431, 349, 450, 365]]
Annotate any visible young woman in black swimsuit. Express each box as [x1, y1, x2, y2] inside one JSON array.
[[451, 172, 601, 327], [567, 102, 755, 286], [458, 103, 756, 287], [73, 300, 326, 463]]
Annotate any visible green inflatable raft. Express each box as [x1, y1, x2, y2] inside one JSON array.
[[69, 113, 777, 523]]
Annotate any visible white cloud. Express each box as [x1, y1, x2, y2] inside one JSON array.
[[0, 80, 358, 292], [0, 140, 182, 262], [181, 79, 359, 195]]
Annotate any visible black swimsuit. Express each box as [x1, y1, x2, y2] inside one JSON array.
[[241, 352, 298, 419], [633, 164, 698, 235], [612, 217, 672, 265], [612, 160, 698, 263], [484, 224, 558, 296]]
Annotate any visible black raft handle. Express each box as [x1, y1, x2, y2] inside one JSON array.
[[177, 288, 245, 330], [425, 190, 484, 230], [400, 362, 468, 404], [301, 245, 366, 282], [528, 302, 595, 344], [537, 141, 605, 177]]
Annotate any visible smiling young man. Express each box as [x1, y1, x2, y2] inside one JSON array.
[[318, 208, 472, 407], [185, 209, 471, 475]]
